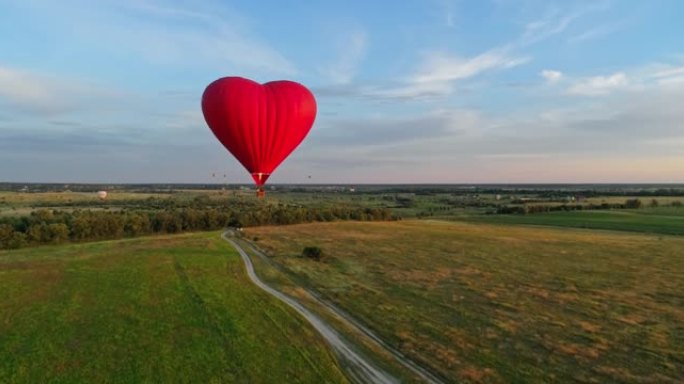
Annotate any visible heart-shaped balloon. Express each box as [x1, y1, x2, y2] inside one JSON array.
[[201, 77, 317, 187]]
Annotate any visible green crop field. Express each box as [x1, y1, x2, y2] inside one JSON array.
[[246, 220, 684, 383], [472, 207, 684, 235], [0, 232, 347, 383]]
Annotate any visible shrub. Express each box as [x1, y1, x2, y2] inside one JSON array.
[[302, 246, 323, 261]]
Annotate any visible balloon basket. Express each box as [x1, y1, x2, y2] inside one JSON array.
[[256, 188, 266, 198]]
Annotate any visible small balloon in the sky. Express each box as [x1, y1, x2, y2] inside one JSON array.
[[201, 76, 317, 198]]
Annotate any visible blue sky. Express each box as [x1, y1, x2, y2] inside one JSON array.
[[1, 0, 684, 183]]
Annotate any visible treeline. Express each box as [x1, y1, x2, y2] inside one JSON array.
[[0, 205, 396, 250], [495, 198, 682, 215]]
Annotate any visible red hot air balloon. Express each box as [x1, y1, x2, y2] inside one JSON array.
[[202, 77, 317, 197]]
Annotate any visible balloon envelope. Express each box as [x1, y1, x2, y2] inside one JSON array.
[[97, 191, 107, 200], [201, 77, 317, 187]]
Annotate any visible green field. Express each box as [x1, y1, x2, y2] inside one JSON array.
[[246, 220, 684, 383], [0, 232, 347, 383], [473, 207, 684, 235]]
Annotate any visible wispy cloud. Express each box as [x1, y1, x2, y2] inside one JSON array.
[[28, 0, 296, 76], [522, 12, 580, 45], [651, 65, 684, 79], [520, 1, 611, 45], [295, 80, 684, 183], [0, 66, 69, 114], [440, 0, 456, 28], [412, 49, 529, 84], [547, 59, 684, 96], [540, 69, 563, 84], [649, 65, 684, 85], [303, 55, 684, 182], [567, 72, 628, 96], [568, 23, 622, 44], [0, 65, 122, 115], [367, 48, 528, 99], [312, 108, 480, 147], [319, 30, 368, 84]]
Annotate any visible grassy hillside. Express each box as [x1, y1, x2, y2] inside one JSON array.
[[246, 220, 684, 383], [472, 207, 684, 235], [0, 232, 347, 383]]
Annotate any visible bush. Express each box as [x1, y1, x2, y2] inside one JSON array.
[[302, 246, 323, 261]]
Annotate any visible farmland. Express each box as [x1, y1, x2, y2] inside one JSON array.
[[472, 207, 684, 235], [245, 220, 684, 383], [2, 183, 684, 382], [0, 232, 347, 383]]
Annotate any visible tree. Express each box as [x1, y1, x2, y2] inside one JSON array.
[[625, 199, 642, 209], [124, 213, 151, 236], [71, 215, 92, 240], [27, 223, 49, 243], [0, 224, 16, 249], [5, 231, 26, 249], [47, 223, 69, 244]]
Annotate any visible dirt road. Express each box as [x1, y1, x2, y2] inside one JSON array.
[[222, 231, 398, 384]]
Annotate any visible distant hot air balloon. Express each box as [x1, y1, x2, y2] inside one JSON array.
[[97, 191, 108, 200], [201, 77, 317, 197]]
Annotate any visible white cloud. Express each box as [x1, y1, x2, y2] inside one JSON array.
[[651, 65, 684, 79], [441, 0, 456, 28], [307, 63, 684, 180], [320, 30, 368, 84], [540, 69, 563, 84], [162, 109, 205, 131], [523, 12, 580, 44], [520, 1, 611, 45], [365, 81, 453, 100], [567, 72, 628, 96], [412, 49, 529, 84], [24, 0, 296, 76], [367, 48, 528, 99], [0, 66, 120, 115], [568, 23, 622, 44], [0, 67, 60, 111], [648, 65, 684, 85], [114, 12, 295, 75], [446, 12, 455, 28]]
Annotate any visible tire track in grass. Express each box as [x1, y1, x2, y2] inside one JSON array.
[[173, 258, 246, 379], [222, 231, 399, 384], [236, 234, 448, 384]]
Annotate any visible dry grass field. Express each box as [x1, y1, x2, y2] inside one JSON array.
[[246, 220, 684, 383]]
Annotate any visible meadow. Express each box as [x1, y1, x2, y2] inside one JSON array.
[[473, 207, 684, 235], [245, 220, 684, 383], [0, 232, 348, 383], [2, 184, 684, 382]]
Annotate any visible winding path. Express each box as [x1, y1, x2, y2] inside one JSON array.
[[222, 231, 398, 384], [222, 231, 446, 384]]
